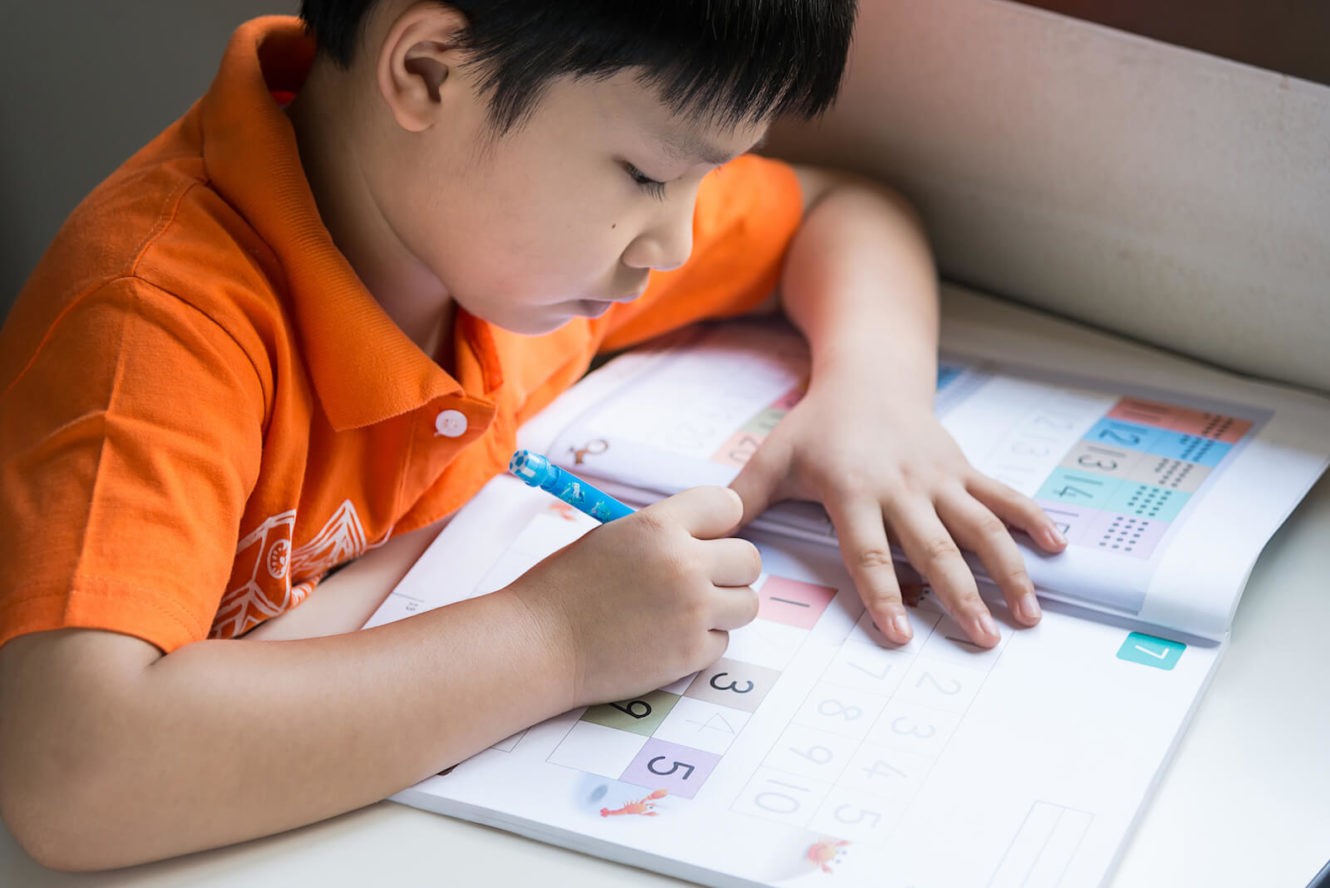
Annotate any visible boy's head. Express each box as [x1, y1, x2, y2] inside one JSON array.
[[295, 1, 856, 334]]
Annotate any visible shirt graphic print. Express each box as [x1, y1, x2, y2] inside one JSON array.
[[213, 499, 379, 638]]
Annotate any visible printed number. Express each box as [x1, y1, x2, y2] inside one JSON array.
[[647, 757, 696, 780], [729, 435, 761, 465], [1077, 445, 1126, 471], [849, 657, 893, 680], [611, 700, 653, 719], [861, 758, 908, 782], [1054, 475, 1104, 499], [1117, 401, 1170, 424], [790, 744, 836, 765], [817, 699, 862, 721], [890, 716, 935, 739], [686, 713, 737, 734], [915, 671, 962, 696], [710, 672, 755, 694], [1033, 413, 1076, 430], [1098, 426, 1142, 445], [834, 804, 882, 827], [1011, 441, 1050, 457], [755, 779, 811, 814]]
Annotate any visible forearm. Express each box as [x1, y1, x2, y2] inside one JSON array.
[[0, 590, 570, 870], [241, 518, 447, 641], [781, 173, 940, 405]]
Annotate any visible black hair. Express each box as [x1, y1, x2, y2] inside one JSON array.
[[299, 0, 856, 132]]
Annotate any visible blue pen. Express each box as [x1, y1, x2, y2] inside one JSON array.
[[509, 449, 635, 523]]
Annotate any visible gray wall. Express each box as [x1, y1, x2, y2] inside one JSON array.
[[5, 2, 1327, 393], [768, 0, 1330, 392], [0, 2, 296, 315]]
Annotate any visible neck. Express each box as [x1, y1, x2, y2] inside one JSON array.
[[286, 56, 453, 359]]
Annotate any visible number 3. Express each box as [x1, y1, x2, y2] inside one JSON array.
[[710, 672, 755, 694]]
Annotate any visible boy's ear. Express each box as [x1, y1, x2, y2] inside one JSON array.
[[377, 2, 470, 133]]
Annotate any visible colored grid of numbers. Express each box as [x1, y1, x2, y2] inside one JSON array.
[[1036, 397, 1253, 559], [547, 575, 837, 799], [732, 595, 1006, 846], [712, 385, 805, 467]]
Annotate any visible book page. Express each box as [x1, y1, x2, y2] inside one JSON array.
[[522, 315, 1330, 640], [367, 476, 1223, 887]]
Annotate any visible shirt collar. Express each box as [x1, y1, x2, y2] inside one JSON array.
[[199, 16, 476, 430]]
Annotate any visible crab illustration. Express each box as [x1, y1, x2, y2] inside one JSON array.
[[805, 838, 850, 874], [599, 788, 669, 817]]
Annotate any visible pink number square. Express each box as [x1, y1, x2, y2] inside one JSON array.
[[758, 576, 837, 629], [1109, 397, 1252, 443]]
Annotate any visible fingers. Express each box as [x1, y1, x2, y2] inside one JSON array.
[[824, 495, 914, 645], [969, 475, 1067, 553], [936, 491, 1041, 627], [710, 584, 761, 631], [706, 537, 763, 588], [885, 497, 1001, 648], [636, 491, 762, 632], [727, 439, 791, 527], [646, 486, 745, 539]]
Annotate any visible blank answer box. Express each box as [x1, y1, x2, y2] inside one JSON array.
[[989, 800, 1093, 887]]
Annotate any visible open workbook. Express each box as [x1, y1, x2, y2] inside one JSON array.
[[364, 286, 1330, 887]]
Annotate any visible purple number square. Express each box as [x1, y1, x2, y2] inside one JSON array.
[[1035, 500, 1097, 546], [620, 738, 722, 800]]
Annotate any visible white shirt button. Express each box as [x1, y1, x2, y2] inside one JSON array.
[[434, 409, 468, 438]]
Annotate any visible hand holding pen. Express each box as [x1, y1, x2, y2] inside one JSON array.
[[505, 449, 761, 706]]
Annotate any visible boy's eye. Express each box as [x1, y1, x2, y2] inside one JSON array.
[[623, 163, 667, 200]]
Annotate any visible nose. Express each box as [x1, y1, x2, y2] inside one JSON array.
[[621, 203, 695, 273]]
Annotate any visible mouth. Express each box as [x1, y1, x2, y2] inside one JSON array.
[[607, 280, 650, 303]]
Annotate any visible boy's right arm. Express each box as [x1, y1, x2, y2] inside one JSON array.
[[0, 486, 758, 872]]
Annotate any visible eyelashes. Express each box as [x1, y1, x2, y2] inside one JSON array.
[[623, 163, 667, 200]]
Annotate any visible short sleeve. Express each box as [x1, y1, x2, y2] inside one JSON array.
[[598, 154, 803, 351], [0, 278, 266, 652]]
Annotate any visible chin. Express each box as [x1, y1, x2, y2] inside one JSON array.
[[490, 312, 580, 337]]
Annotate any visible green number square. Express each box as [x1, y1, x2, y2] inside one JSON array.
[[1116, 632, 1185, 670], [582, 689, 680, 736]]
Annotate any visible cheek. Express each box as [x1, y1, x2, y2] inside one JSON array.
[[424, 159, 635, 297]]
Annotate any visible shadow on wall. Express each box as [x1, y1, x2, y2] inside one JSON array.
[[0, 2, 298, 320]]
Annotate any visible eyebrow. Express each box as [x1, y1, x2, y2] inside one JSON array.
[[661, 131, 767, 166]]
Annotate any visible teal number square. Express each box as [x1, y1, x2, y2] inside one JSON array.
[[1117, 632, 1185, 670]]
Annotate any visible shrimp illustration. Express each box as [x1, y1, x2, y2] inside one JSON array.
[[805, 838, 850, 874], [550, 501, 579, 521], [599, 788, 668, 817]]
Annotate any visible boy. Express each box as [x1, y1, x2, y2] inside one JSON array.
[[0, 0, 1065, 870]]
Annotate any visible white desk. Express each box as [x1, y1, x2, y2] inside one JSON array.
[[6, 476, 1328, 887], [4, 310, 1329, 887]]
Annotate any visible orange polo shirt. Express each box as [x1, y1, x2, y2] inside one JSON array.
[[0, 17, 803, 653]]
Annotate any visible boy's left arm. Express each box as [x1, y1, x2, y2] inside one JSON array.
[[729, 166, 1066, 649]]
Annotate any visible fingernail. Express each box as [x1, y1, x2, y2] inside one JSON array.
[[891, 614, 913, 642], [973, 612, 1000, 643], [1043, 526, 1067, 548], [1016, 592, 1041, 624]]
